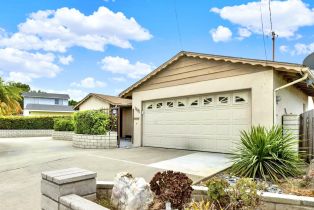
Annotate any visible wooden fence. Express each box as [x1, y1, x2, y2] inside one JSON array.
[[300, 110, 314, 162]]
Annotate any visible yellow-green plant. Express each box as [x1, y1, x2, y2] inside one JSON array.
[[231, 126, 303, 182], [0, 78, 22, 115], [185, 200, 212, 210]]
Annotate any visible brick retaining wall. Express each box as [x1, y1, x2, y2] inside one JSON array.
[[52, 131, 74, 141], [72, 132, 117, 149], [0, 129, 53, 138]]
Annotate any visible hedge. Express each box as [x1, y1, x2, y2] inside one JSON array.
[[53, 117, 74, 131], [0, 116, 56, 130], [73, 110, 110, 135]]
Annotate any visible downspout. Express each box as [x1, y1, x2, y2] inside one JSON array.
[[273, 71, 309, 125]]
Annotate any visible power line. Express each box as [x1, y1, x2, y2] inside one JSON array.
[[173, 0, 183, 50], [268, 0, 277, 61], [268, 0, 273, 31], [259, 0, 268, 62]]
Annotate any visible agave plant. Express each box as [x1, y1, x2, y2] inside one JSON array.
[[231, 126, 303, 182], [0, 78, 22, 116]]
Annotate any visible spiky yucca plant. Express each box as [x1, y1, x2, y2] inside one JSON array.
[[231, 126, 303, 182]]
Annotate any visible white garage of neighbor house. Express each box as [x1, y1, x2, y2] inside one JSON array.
[[74, 93, 133, 139], [119, 51, 314, 153]]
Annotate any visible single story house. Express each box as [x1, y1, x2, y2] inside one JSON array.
[[74, 93, 132, 139], [119, 51, 314, 153], [22, 92, 74, 116]]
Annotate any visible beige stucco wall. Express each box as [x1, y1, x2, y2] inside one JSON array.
[[122, 107, 132, 138], [78, 96, 110, 111], [131, 70, 275, 147], [274, 71, 308, 125]]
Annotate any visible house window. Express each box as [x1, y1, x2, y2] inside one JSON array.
[[218, 96, 229, 104], [156, 102, 163, 109], [55, 99, 60, 105], [147, 104, 153, 110], [177, 101, 185, 107], [166, 101, 174, 108], [203, 97, 213, 105], [190, 99, 199, 106]]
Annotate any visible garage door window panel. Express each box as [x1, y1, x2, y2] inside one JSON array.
[[189, 98, 199, 107], [177, 99, 186, 108], [233, 93, 248, 104], [218, 96, 230, 105], [156, 102, 163, 109], [146, 104, 154, 110], [166, 101, 174, 108], [203, 96, 214, 106]]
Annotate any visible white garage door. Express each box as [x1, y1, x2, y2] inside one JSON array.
[[142, 90, 251, 153]]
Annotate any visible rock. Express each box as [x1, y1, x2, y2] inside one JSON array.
[[307, 159, 314, 177], [111, 172, 153, 210]]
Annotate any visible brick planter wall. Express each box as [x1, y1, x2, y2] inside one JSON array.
[[0, 129, 53, 138], [72, 132, 117, 149], [52, 131, 73, 141]]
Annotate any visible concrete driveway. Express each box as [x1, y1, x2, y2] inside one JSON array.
[[0, 137, 230, 210]]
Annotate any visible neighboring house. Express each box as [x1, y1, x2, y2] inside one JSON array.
[[74, 93, 132, 139], [119, 51, 314, 153], [22, 92, 74, 116]]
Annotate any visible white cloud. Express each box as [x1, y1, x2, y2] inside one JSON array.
[[293, 43, 314, 55], [238, 27, 252, 40], [59, 55, 73, 65], [100, 56, 154, 79], [280, 43, 314, 55], [0, 7, 152, 52], [0, 48, 61, 83], [112, 77, 126, 82], [71, 77, 106, 88], [210, 25, 232, 42], [279, 45, 289, 53], [211, 0, 314, 39]]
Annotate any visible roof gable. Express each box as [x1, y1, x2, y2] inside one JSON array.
[[119, 51, 307, 98], [74, 93, 131, 110]]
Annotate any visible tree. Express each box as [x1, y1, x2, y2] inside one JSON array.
[[68, 99, 78, 106], [0, 78, 23, 115], [8, 81, 31, 108]]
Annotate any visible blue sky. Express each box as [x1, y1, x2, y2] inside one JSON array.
[[0, 0, 313, 100]]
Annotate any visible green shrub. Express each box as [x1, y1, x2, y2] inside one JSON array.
[[229, 178, 260, 209], [73, 110, 110, 135], [203, 177, 260, 210], [0, 116, 56, 129], [53, 117, 74, 131], [231, 126, 303, 182]]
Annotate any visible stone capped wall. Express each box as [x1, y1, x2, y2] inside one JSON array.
[[72, 132, 117, 149], [0, 129, 53, 138]]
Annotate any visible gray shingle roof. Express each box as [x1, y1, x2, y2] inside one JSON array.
[[22, 92, 70, 99], [25, 104, 74, 112]]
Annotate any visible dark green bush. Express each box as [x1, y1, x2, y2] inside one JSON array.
[[231, 126, 303, 182], [73, 110, 110, 135], [0, 116, 57, 129], [53, 117, 74, 131]]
